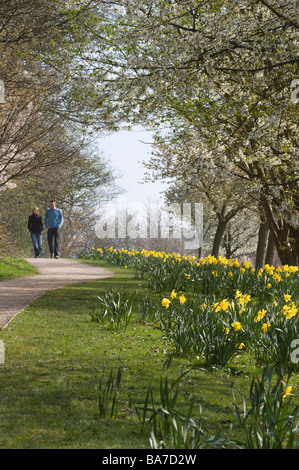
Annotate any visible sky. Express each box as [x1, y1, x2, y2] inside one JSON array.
[[95, 129, 202, 251], [98, 128, 168, 206]]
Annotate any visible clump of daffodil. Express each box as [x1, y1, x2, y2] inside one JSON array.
[[213, 299, 229, 312], [264, 264, 275, 275], [282, 303, 298, 320], [254, 309, 267, 323], [272, 272, 282, 283], [261, 322, 271, 332], [243, 260, 251, 269], [235, 290, 251, 314]]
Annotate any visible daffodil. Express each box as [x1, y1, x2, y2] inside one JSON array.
[[179, 295, 186, 304], [261, 322, 271, 332], [283, 305, 298, 319], [254, 309, 266, 322], [219, 299, 229, 311], [235, 290, 242, 299], [282, 386, 293, 400], [231, 321, 241, 331], [213, 302, 221, 312], [170, 289, 177, 299], [162, 298, 171, 309]]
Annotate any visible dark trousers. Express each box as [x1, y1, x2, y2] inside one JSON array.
[[31, 232, 42, 257], [47, 228, 60, 256]]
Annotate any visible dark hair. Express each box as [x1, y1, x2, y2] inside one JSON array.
[[50, 200, 56, 203]]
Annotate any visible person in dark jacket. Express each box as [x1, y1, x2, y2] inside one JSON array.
[[28, 206, 43, 258]]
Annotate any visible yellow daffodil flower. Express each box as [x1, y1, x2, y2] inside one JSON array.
[[231, 321, 241, 331], [282, 386, 293, 400], [162, 298, 171, 309], [170, 289, 177, 299]]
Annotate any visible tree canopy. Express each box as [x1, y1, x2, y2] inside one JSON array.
[[0, 0, 298, 263], [86, 0, 299, 264]]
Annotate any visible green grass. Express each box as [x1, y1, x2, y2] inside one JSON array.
[[0, 257, 38, 280], [0, 260, 298, 449]]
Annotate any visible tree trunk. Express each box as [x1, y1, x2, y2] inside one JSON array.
[[265, 231, 275, 266], [255, 221, 269, 269], [222, 224, 233, 259], [212, 218, 227, 258], [261, 195, 299, 266]]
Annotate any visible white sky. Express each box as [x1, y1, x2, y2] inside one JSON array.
[[95, 129, 202, 250], [98, 128, 168, 206]]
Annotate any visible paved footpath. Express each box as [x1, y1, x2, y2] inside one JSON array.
[[0, 258, 113, 328]]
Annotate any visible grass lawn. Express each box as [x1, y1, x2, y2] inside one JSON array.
[[0, 257, 38, 280], [0, 260, 298, 449]]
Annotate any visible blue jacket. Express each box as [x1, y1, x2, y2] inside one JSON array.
[[44, 208, 63, 229]]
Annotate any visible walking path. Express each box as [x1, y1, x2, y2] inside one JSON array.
[[0, 258, 113, 328]]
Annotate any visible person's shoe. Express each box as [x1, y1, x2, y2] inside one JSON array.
[[55, 256, 60, 259], [50, 253, 54, 258]]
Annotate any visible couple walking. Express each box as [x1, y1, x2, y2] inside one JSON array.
[[28, 200, 63, 259]]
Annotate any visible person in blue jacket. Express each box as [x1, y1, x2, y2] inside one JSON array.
[[44, 200, 63, 259]]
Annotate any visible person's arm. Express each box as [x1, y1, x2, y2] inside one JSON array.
[[58, 209, 63, 228], [28, 216, 32, 231], [44, 209, 48, 228], [40, 216, 44, 232]]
